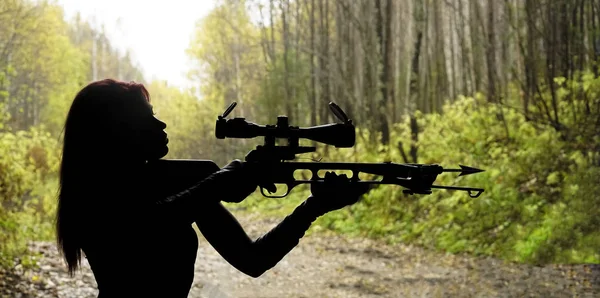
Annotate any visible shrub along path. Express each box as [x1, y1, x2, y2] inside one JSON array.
[[1, 210, 598, 298]]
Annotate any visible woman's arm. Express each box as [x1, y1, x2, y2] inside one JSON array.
[[192, 172, 370, 277], [147, 160, 258, 224], [193, 198, 322, 278], [145, 162, 368, 277]]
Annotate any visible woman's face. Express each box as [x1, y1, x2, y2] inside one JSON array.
[[116, 95, 169, 162]]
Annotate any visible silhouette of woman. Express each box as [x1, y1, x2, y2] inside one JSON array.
[[55, 79, 370, 297]]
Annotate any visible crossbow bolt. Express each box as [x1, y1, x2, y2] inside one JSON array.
[[442, 165, 485, 176], [458, 165, 485, 176]]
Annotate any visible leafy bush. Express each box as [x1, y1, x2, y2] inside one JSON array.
[[300, 76, 599, 265], [0, 125, 60, 268]]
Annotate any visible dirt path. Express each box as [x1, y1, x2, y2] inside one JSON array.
[[1, 211, 599, 298]]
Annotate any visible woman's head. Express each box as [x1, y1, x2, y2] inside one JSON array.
[[62, 79, 169, 164], [57, 79, 169, 274]]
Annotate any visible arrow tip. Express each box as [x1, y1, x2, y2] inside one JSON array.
[[458, 165, 485, 176]]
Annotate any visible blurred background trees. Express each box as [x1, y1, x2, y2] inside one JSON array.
[[1, 0, 598, 268]]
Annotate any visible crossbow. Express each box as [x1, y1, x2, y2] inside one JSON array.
[[214, 101, 485, 199]]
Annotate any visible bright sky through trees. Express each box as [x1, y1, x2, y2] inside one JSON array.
[[55, 0, 216, 89]]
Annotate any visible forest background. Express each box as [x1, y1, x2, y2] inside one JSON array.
[[1, 0, 599, 271]]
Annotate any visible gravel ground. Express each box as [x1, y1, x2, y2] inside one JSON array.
[[1, 211, 599, 298]]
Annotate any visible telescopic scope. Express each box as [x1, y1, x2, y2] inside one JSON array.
[[215, 102, 355, 148]]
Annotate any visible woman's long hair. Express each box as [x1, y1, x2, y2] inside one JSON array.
[[56, 79, 151, 275]]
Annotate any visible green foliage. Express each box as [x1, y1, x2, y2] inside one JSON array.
[[0, 0, 146, 134], [186, 0, 263, 111], [0, 125, 60, 268], [254, 50, 311, 124], [331, 90, 598, 264]]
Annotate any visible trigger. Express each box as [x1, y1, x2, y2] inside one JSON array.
[[260, 187, 272, 198], [260, 183, 277, 194]]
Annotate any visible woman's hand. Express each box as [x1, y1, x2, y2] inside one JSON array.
[[307, 172, 372, 215], [215, 159, 277, 203]]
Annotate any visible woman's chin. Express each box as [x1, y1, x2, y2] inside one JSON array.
[[157, 145, 169, 159], [146, 146, 169, 161]]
